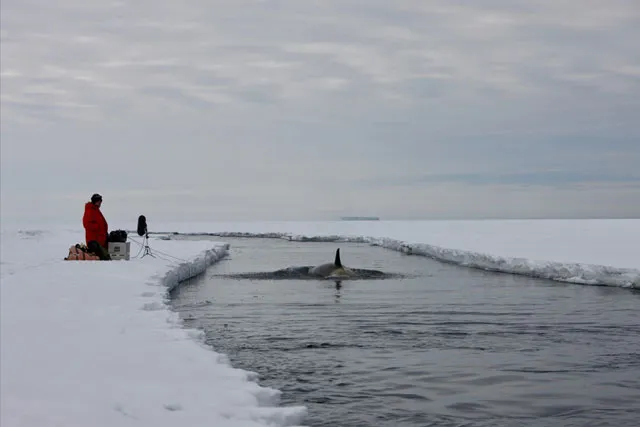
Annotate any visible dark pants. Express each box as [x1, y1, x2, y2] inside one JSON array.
[[87, 241, 111, 260]]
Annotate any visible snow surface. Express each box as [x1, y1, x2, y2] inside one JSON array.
[[1, 227, 307, 427], [1, 219, 638, 427]]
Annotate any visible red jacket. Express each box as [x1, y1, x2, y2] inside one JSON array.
[[83, 202, 108, 247]]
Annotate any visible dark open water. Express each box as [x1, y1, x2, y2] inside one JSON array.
[[170, 237, 640, 427]]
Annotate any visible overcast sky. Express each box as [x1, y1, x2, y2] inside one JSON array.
[[2, 0, 639, 224]]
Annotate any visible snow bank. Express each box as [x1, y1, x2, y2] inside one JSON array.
[[369, 237, 640, 289], [0, 227, 307, 427], [151, 219, 640, 289]]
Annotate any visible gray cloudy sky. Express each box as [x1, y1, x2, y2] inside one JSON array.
[[1, 0, 639, 223]]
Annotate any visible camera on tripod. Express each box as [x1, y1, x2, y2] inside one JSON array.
[[137, 215, 155, 258]]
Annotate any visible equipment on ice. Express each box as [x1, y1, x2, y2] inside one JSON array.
[[137, 215, 155, 258]]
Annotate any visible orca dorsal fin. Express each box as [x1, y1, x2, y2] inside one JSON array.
[[334, 248, 342, 268]]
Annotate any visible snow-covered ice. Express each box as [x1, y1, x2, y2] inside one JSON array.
[[1, 219, 639, 427], [1, 227, 307, 427]]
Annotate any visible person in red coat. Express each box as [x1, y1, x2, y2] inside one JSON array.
[[83, 193, 111, 260]]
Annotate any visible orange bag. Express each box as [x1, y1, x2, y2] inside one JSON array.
[[65, 244, 101, 261]]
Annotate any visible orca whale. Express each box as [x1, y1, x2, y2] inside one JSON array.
[[211, 248, 402, 281]]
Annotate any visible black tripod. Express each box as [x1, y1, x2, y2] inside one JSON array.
[[140, 231, 156, 258]]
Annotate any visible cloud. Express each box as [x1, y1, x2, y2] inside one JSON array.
[[1, 0, 639, 221], [398, 171, 640, 187]]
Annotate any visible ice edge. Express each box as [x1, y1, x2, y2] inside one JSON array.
[[158, 242, 309, 427], [160, 242, 229, 292]]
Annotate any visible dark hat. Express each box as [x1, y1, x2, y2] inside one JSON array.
[[91, 193, 103, 203]]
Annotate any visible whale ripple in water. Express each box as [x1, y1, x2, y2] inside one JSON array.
[[211, 248, 408, 281]]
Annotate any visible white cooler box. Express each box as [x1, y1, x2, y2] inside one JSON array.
[[108, 242, 131, 260]]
